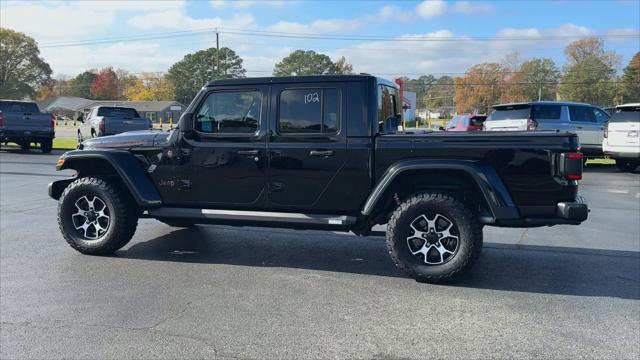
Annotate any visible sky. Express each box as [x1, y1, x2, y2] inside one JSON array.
[[1, 0, 639, 79]]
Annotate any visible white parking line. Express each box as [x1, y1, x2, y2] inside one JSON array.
[[605, 189, 629, 194]]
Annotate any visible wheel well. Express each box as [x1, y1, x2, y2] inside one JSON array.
[[368, 169, 492, 225], [63, 159, 134, 202]]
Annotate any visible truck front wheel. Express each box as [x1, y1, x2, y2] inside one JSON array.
[[386, 192, 483, 283], [58, 177, 138, 255]]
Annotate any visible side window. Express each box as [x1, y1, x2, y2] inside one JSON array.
[[378, 85, 399, 133], [278, 88, 340, 134], [196, 90, 261, 134], [569, 106, 596, 123], [532, 105, 561, 120], [592, 108, 610, 123]]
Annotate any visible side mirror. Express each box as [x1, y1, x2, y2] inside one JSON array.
[[179, 112, 196, 140]]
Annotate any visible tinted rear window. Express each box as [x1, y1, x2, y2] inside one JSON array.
[[97, 107, 139, 118], [609, 111, 640, 123], [488, 105, 530, 120], [0, 101, 40, 113], [532, 105, 561, 119], [469, 116, 486, 126]]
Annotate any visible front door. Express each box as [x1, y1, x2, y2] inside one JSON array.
[[267, 84, 347, 211], [173, 86, 269, 207]]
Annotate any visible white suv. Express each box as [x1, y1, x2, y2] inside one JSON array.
[[603, 103, 640, 172]]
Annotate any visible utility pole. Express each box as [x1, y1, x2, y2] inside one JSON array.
[[215, 29, 220, 78]]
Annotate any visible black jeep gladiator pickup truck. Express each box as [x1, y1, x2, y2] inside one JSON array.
[[49, 75, 588, 283]]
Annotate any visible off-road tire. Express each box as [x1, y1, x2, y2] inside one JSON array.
[[616, 160, 638, 173], [386, 192, 483, 283], [41, 139, 52, 153], [58, 177, 138, 255]]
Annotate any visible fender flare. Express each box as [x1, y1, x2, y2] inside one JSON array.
[[361, 159, 520, 222], [50, 150, 162, 207]]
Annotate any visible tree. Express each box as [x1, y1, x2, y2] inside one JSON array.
[[558, 37, 619, 106], [66, 70, 97, 98], [124, 73, 174, 101], [90, 67, 118, 100], [331, 56, 353, 74], [423, 76, 454, 110], [167, 47, 245, 105], [499, 51, 526, 103], [114, 68, 136, 100], [620, 52, 640, 103], [0, 28, 52, 99], [454, 63, 505, 114], [518, 58, 561, 101], [273, 50, 336, 76]]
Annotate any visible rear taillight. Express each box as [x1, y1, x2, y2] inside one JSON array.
[[527, 118, 538, 131], [604, 122, 608, 138], [559, 152, 583, 180], [0, 112, 4, 127], [50, 114, 55, 128], [98, 119, 105, 133]]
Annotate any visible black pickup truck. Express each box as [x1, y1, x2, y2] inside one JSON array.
[[49, 75, 588, 283]]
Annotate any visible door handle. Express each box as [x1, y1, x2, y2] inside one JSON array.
[[237, 149, 259, 156], [310, 150, 334, 157], [576, 126, 583, 129]]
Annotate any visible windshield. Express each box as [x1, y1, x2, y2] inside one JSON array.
[[488, 105, 531, 121], [0, 101, 40, 113], [97, 107, 140, 118]]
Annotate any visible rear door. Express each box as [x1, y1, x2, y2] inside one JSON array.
[[267, 83, 347, 210], [568, 105, 600, 146], [607, 109, 640, 149]]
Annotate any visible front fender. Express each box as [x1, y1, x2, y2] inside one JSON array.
[[52, 149, 162, 207], [362, 159, 520, 222]]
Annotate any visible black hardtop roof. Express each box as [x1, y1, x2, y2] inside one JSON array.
[[206, 74, 397, 87]]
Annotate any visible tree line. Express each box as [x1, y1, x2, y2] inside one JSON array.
[[1, 27, 638, 111]]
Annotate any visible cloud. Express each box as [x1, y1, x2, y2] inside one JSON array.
[[210, 0, 285, 9], [373, 5, 414, 22], [416, 0, 447, 19], [267, 19, 363, 34], [451, 1, 493, 14], [41, 42, 183, 76]]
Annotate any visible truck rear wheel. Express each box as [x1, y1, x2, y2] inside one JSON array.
[[386, 192, 483, 283], [58, 177, 138, 255], [616, 160, 638, 173], [41, 139, 52, 153]]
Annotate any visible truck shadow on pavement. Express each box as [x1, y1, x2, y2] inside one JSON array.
[[120, 225, 640, 300]]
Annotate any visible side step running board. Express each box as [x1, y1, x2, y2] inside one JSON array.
[[146, 207, 357, 226]]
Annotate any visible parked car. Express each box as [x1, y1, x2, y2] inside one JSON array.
[[443, 114, 486, 131], [78, 106, 152, 141], [603, 103, 639, 172], [483, 101, 609, 157], [0, 100, 55, 153], [49, 75, 588, 283]]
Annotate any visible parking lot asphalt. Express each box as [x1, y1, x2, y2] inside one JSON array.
[[1, 149, 639, 359]]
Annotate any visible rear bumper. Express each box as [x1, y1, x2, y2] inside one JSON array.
[[604, 151, 640, 159], [493, 196, 588, 227], [1, 129, 54, 141]]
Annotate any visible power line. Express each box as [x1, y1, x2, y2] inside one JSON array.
[[37, 26, 640, 48]]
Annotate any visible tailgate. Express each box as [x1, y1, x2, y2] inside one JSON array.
[[1, 112, 52, 131], [484, 119, 528, 131], [104, 117, 151, 134], [608, 122, 640, 147]]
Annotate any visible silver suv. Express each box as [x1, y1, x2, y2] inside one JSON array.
[[484, 101, 610, 157]]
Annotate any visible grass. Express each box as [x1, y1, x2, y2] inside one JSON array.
[[586, 158, 615, 165], [53, 138, 78, 150]]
